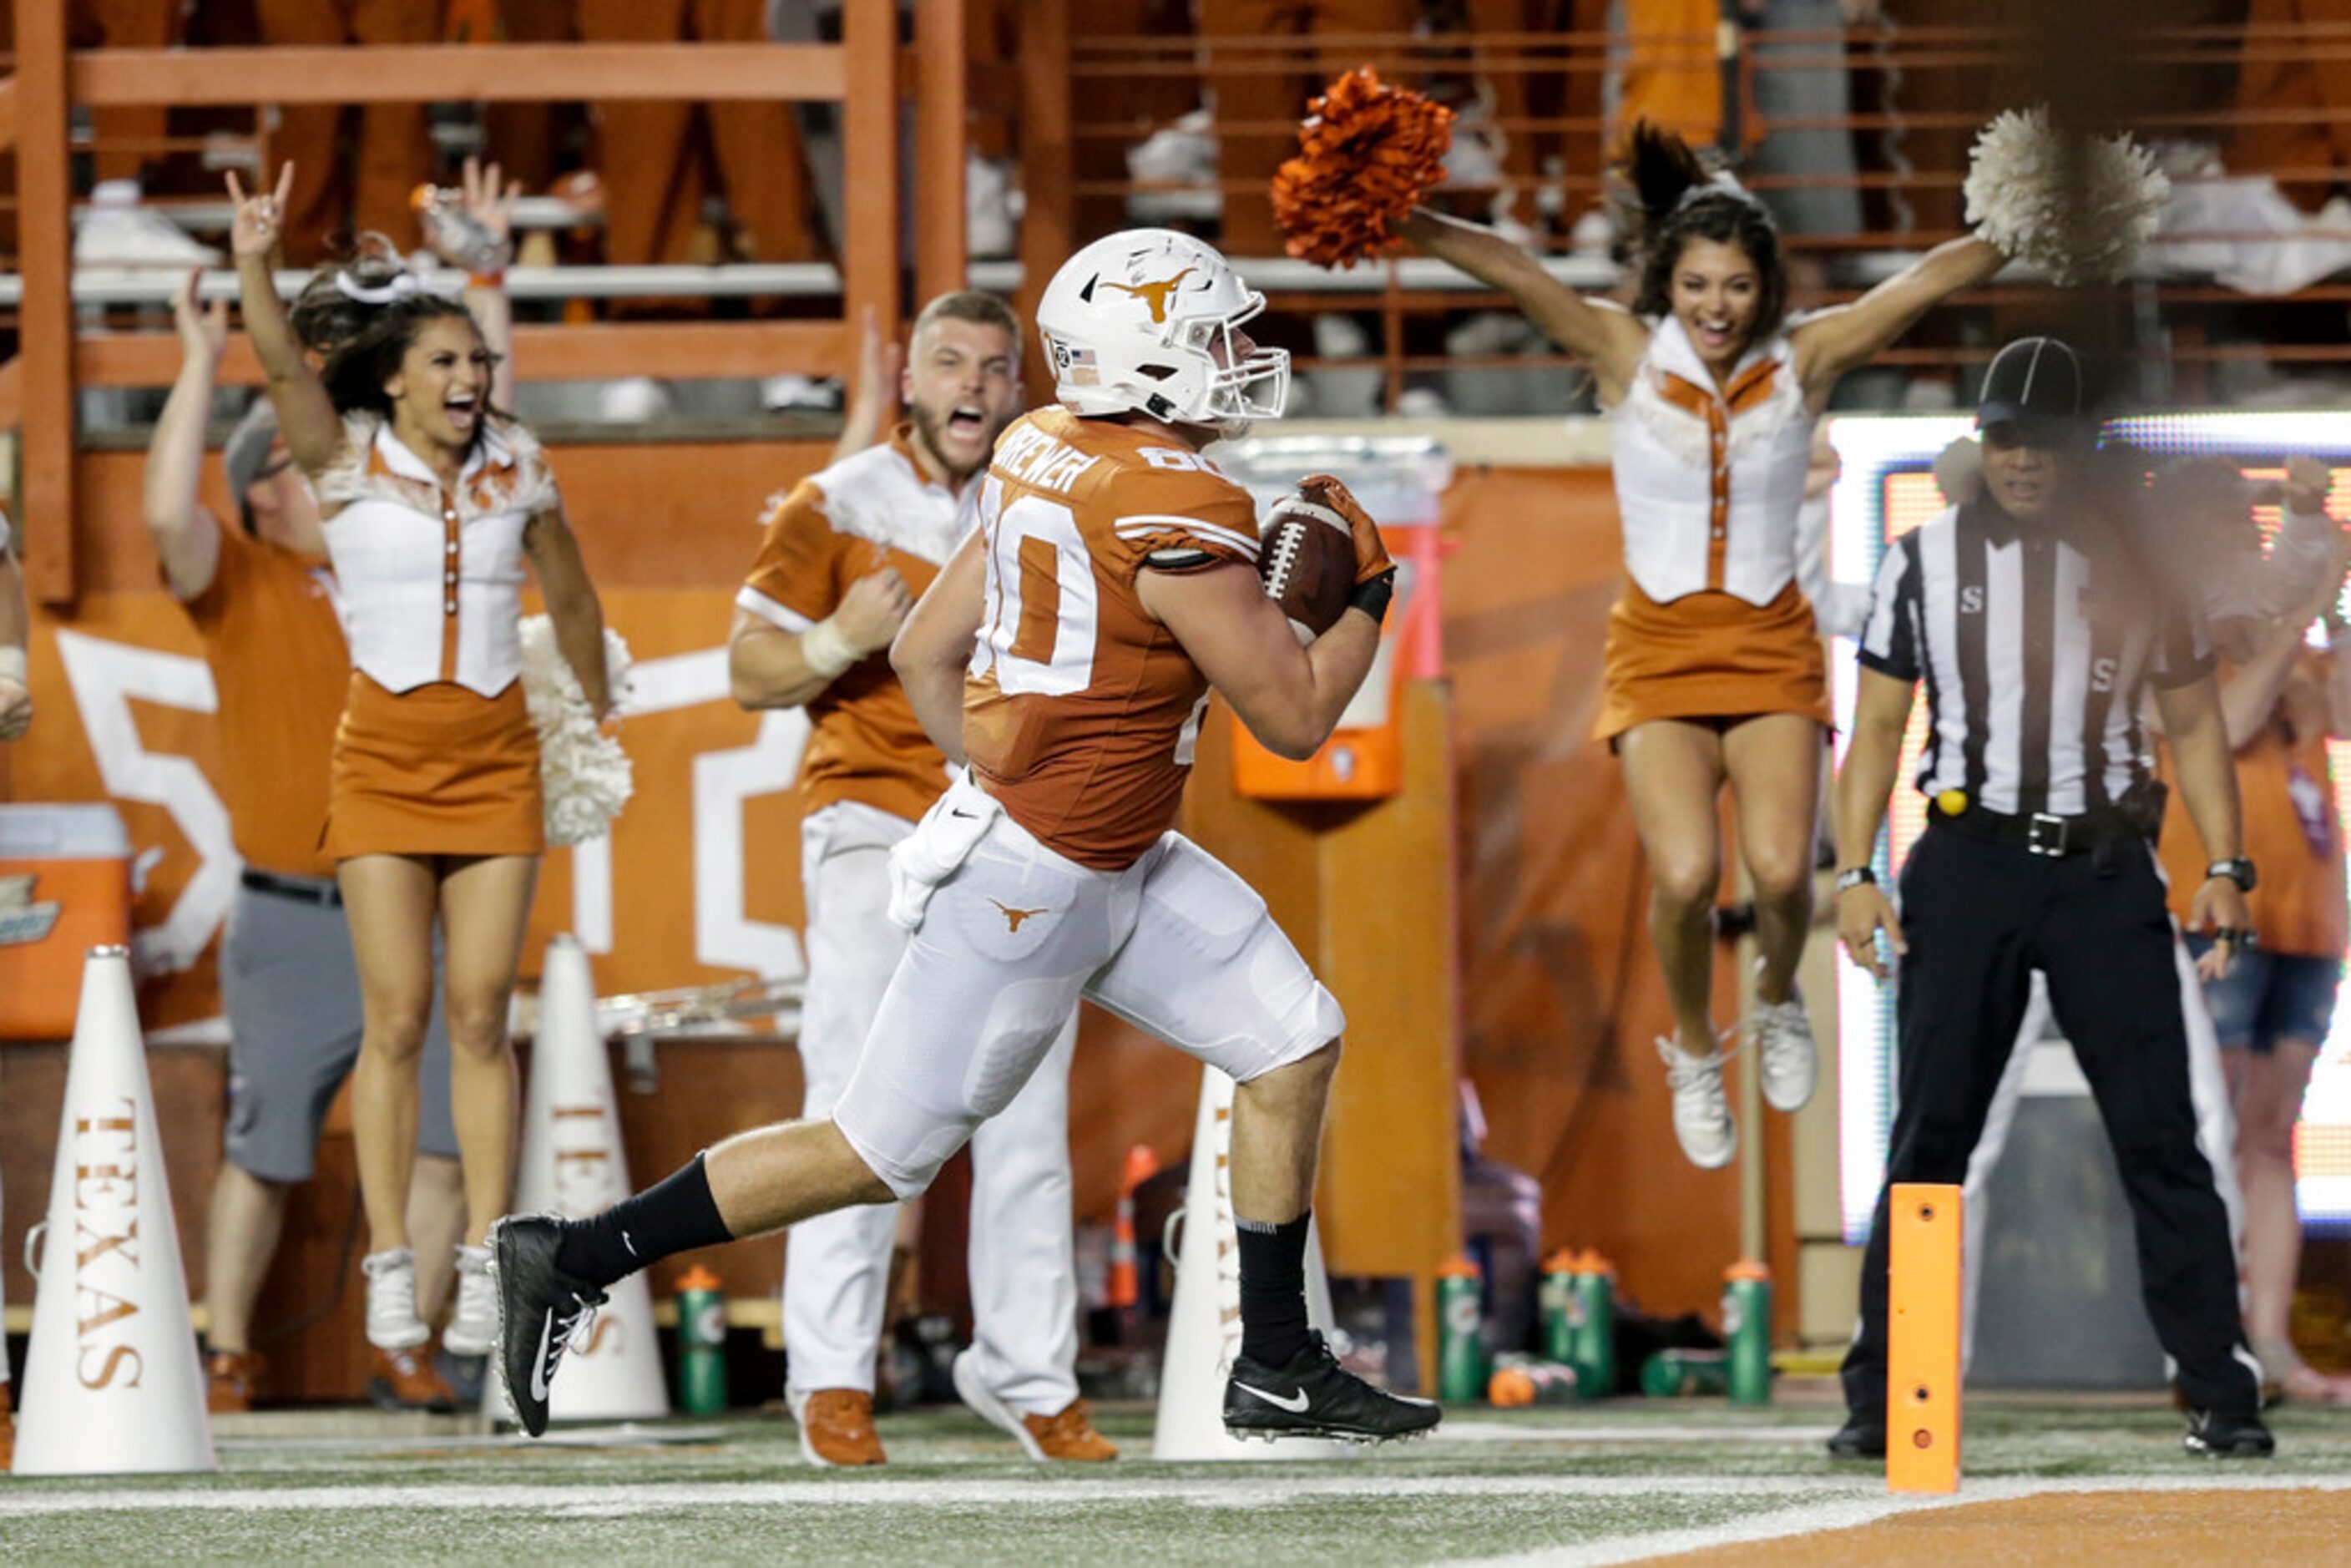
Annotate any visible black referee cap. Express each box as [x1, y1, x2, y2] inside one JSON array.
[[1976, 336, 2083, 437]]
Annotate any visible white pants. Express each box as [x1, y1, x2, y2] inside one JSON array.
[[835, 775, 1342, 1196], [786, 802, 1081, 1417], [1959, 935, 2243, 1364]]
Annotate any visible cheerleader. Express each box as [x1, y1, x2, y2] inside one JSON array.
[[228, 165, 611, 1360], [1403, 128, 2007, 1166]]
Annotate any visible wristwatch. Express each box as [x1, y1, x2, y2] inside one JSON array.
[[2207, 857, 2258, 893], [1835, 866, 1878, 896]]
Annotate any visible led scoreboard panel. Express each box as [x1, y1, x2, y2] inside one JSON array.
[[1827, 412, 2351, 1242]]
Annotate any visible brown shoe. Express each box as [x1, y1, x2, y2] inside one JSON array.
[[1022, 1399, 1119, 1462], [368, 1345, 458, 1413], [1, 1378, 13, 1471], [207, 1349, 265, 1414], [951, 1349, 1117, 1462], [796, 1387, 886, 1466]]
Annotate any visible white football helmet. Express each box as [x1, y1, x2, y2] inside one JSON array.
[[1036, 228, 1288, 434]]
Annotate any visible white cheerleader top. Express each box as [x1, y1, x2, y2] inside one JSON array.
[[1607, 315, 1814, 607], [315, 411, 560, 695]]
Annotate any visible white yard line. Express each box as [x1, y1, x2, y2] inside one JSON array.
[[0, 1474, 1874, 1517], [1431, 1422, 1841, 1445], [1473, 1471, 2351, 1566]]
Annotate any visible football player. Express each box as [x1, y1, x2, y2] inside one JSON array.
[[730, 290, 1111, 1464], [493, 230, 1434, 1446]]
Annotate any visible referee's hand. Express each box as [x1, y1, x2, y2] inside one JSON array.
[[2190, 876, 2253, 981], [1837, 883, 1907, 981]]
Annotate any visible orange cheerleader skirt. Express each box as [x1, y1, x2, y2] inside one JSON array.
[[1595, 579, 1832, 743], [325, 672, 545, 860]]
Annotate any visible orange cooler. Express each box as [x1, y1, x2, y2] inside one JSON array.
[[0, 804, 132, 1039]]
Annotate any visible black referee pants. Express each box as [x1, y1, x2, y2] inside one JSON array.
[[1840, 824, 2260, 1421]]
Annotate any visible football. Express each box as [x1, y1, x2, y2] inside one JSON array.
[[1258, 488, 1358, 641]]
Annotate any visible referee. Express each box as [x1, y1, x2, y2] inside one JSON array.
[[1831, 336, 2271, 1460]]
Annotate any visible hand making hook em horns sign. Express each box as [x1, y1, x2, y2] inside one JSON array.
[[224, 163, 296, 262]]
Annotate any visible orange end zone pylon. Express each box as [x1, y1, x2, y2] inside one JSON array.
[[1887, 1182, 1963, 1494]]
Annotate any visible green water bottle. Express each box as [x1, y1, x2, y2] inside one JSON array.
[[1436, 1255, 1488, 1402], [1640, 1348, 1730, 1398], [1723, 1258, 1773, 1406], [676, 1264, 728, 1415], [1539, 1250, 1578, 1365], [1568, 1251, 1616, 1399]]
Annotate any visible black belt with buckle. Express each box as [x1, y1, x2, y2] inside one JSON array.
[[240, 867, 343, 907], [1926, 802, 2146, 858]]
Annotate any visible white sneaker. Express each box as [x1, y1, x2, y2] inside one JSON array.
[[1750, 993, 1819, 1114], [74, 179, 221, 268], [361, 1247, 432, 1351], [442, 1244, 498, 1357], [1658, 1035, 1737, 1170]]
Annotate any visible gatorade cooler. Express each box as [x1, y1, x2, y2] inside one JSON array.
[[0, 804, 133, 1037]]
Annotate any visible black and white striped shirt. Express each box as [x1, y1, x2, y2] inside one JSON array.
[[1857, 500, 2213, 817]]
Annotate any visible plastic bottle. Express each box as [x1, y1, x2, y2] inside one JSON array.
[[1568, 1250, 1616, 1398], [1436, 1255, 1488, 1402], [675, 1264, 727, 1415], [1487, 1353, 1579, 1408], [1640, 1348, 1730, 1399], [411, 184, 508, 276], [1723, 1257, 1774, 1406], [1538, 1249, 1578, 1366]]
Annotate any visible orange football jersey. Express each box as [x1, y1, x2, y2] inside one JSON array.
[[737, 426, 968, 824], [963, 407, 1261, 870]]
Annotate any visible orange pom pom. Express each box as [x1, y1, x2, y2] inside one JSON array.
[[1272, 68, 1454, 271]]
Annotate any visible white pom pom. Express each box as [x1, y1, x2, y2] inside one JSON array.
[[518, 615, 635, 847], [1964, 106, 2171, 286]]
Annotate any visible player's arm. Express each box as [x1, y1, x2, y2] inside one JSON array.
[[0, 526, 29, 741], [729, 562, 912, 711], [523, 503, 610, 719], [829, 306, 903, 464], [144, 268, 228, 602], [227, 165, 343, 478], [1399, 208, 1647, 402], [1791, 236, 2005, 403], [1138, 565, 1379, 762], [890, 527, 987, 765]]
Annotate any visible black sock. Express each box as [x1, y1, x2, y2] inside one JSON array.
[[1236, 1211, 1313, 1368], [554, 1152, 734, 1289]]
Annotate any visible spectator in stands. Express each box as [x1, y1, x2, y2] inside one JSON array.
[[250, 0, 442, 261], [1742, 0, 1870, 243], [584, 0, 820, 269], [229, 161, 609, 1392], [1198, 0, 1421, 256], [2157, 459, 2351, 1405], [2235, 0, 2351, 215], [1403, 124, 2008, 1167], [0, 507, 28, 743]]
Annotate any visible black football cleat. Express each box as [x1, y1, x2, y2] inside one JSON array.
[[1827, 1417, 1887, 1460], [1223, 1332, 1442, 1444], [2184, 1408, 2274, 1459], [489, 1212, 607, 1438]]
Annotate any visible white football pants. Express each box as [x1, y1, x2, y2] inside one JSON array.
[[786, 801, 1081, 1418]]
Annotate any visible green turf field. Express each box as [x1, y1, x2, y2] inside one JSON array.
[[5, 1385, 2348, 1564]]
